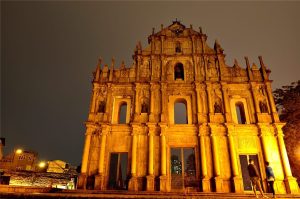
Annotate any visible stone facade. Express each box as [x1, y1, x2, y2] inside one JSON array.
[[77, 21, 299, 193]]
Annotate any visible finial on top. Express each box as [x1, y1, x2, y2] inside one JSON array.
[[161, 24, 164, 30], [152, 27, 155, 35], [234, 59, 240, 67], [244, 56, 250, 68], [190, 24, 193, 29], [121, 60, 125, 69], [111, 57, 115, 67], [199, 27, 203, 34], [97, 57, 102, 66], [258, 56, 265, 68]]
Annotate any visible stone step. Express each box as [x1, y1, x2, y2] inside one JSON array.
[[1, 189, 300, 199]]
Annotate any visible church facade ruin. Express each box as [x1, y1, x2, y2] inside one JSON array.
[[77, 21, 299, 193]]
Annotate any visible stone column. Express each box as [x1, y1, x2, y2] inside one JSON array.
[[77, 124, 95, 189], [146, 124, 156, 191], [104, 84, 112, 122], [265, 82, 280, 122], [195, 83, 207, 123], [128, 126, 139, 191], [226, 124, 243, 193], [95, 126, 109, 190], [159, 124, 167, 191], [149, 83, 159, 123], [160, 83, 168, 123], [274, 124, 299, 193], [250, 83, 261, 114], [221, 83, 232, 122], [199, 124, 210, 192], [210, 124, 223, 192]]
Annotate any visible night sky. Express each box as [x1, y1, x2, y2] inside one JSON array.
[[1, 2, 300, 166]]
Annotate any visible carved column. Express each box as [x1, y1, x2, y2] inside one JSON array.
[[149, 83, 160, 123], [265, 82, 280, 122], [133, 83, 141, 122], [206, 83, 214, 117], [105, 84, 112, 122], [199, 124, 210, 192], [95, 125, 109, 190], [77, 124, 96, 189], [226, 124, 243, 193], [159, 124, 167, 191], [209, 124, 223, 192], [128, 125, 139, 191], [195, 83, 207, 123], [160, 83, 168, 123], [146, 124, 156, 191], [221, 83, 232, 123], [274, 124, 299, 193]]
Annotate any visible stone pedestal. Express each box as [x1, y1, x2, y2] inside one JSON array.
[[160, 175, 167, 192], [94, 174, 105, 190], [284, 177, 299, 194], [77, 174, 87, 189], [214, 177, 223, 192], [128, 176, 139, 191], [146, 175, 155, 191], [233, 176, 243, 193], [202, 177, 211, 192]]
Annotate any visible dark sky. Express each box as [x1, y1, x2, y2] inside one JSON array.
[[1, 2, 300, 166]]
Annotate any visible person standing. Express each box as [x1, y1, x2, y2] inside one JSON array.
[[265, 162, 276, 198], [248, 159, 268, 198]]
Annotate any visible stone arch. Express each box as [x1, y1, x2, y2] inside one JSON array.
[[230, 97, 251, 124], [119, 102, 128, 124], [112, 97, 131, 124], [235, 102, 246, 124], [174, 98, 188, 124], [168, 96, 192, 124]]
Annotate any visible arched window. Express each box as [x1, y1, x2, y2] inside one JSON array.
[[119, 102, 127, 124], [235, 102, 246, 124], [174, 63, 184, 80], [174, 100, 188, 124]]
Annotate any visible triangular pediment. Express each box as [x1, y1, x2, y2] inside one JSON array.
[[168, 21, 186, 34]]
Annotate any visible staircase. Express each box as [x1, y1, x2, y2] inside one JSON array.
[[1, 189, 300, 198]]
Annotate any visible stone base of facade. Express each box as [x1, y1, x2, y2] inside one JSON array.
[[94, 174, 105, 190], [77, 173, 87, 189], [146, 175, 155, 191], [160, 175, 167, 192], [128, 176, 139, 191], [233, 176, 243, 193], [284, 177, 299, 194], [201, 178, 211, 192], [214, 177, 223, 192]]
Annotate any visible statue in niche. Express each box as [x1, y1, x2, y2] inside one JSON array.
[[98, 101, 106, 113], [214, 91, 223, 113], [259, 85, 266, 96], [141, 102, 149, 113], [140, 90, 149, 113], [259, 100, 268, 113], [214, 101, 223, 113]]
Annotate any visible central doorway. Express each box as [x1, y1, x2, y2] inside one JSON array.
[[239, 154, 262, 191], [171, 148, 197, 190], [108, 153, 128, 190]]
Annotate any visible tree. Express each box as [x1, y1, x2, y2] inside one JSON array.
[[273, 80, 300, 184]]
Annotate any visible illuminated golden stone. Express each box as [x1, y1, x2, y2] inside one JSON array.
[[77, 21, 299, 194]]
